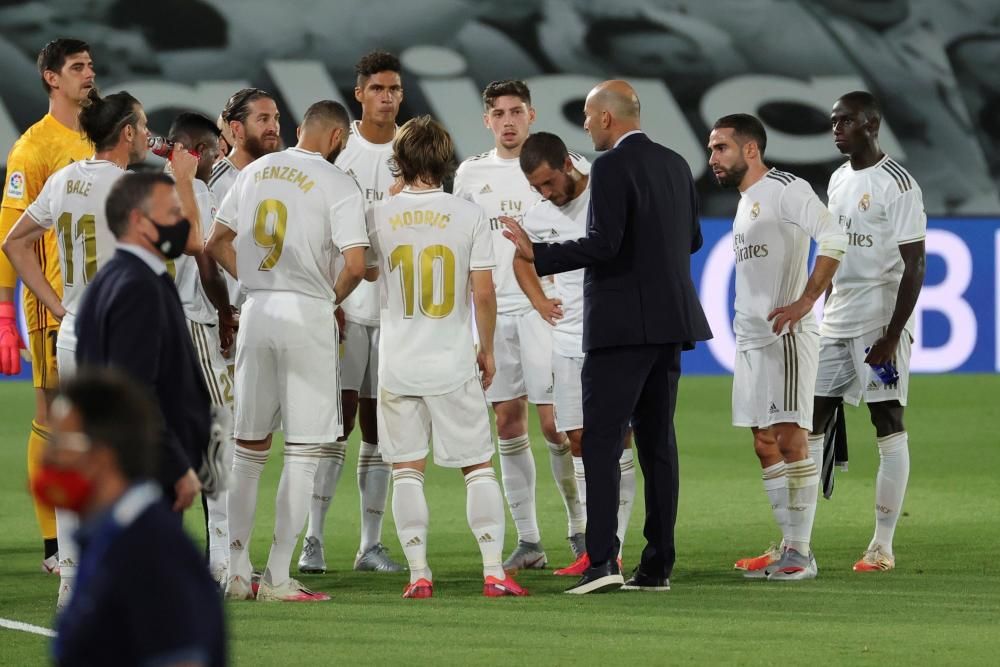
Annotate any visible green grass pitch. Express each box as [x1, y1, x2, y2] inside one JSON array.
[[1, 375, 998, 665]]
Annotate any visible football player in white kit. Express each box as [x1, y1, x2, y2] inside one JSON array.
[[453, 80, 590, 571], [209, 88, 281, 310], [165, 111, 238, 586], [510, 132, 637, 577], [207, 101, 369, 602], [812, 92, 927, 573], [4, 90, 201, 606], [707, 114, 847, 581], [299, 51, 404, 575], [367, 115, 527, 599]]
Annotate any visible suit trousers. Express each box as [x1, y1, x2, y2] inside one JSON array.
[[581, 343, 682, 576]]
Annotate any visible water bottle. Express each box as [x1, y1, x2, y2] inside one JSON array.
[[148, 136, 200, 160], [864, 346, 899, 385]]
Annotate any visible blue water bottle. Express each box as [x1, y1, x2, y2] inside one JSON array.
[[864, 346, 899, 385]]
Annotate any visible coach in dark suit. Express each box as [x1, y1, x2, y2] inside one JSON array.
[[76, 172, 211, 513], [504, 80, 712, 594]]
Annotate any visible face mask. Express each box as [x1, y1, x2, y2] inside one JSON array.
[[32, 465, 93, 512], [147, 216, 191, 260]]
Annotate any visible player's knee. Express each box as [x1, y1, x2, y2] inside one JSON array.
[[566, 430, 583, 457], [772, 424, 807, 460], [493, 400, 527, 439], [539, 419, 561, 444], [869, 402, 905, 437], [753, 430, 779, 461]]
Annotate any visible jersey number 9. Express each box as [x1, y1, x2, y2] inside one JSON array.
[[388, 244, 456, 319], [253, 198, 287, 271]]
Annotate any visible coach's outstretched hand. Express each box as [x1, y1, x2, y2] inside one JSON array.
[[500, 216, 534, 262]]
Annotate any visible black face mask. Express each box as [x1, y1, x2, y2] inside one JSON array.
[[146, 216, 190, 260]]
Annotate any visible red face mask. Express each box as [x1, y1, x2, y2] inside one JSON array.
[[31, 465, 93, 513]]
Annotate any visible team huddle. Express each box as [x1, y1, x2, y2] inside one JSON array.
[[0, 39, 924, 605]]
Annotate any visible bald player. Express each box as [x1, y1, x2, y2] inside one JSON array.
[[503, 80, 711, 594]]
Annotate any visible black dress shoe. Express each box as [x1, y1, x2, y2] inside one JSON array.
[[564, 560, 624, 595], [621, 568, 670, 591]]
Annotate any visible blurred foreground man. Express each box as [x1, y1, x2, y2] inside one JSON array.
[[35, 369, 225, 667]]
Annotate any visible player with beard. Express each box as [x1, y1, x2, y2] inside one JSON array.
[[453, 80, 590, 572], [299, 51, 404, 575], [207, 101, 368, 602], [0, 38, 95, 583], [209, 88, 281, 310], [708, 114, 846, 580]]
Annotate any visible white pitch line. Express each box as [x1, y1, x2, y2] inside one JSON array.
[[0, 618, 56, 638]]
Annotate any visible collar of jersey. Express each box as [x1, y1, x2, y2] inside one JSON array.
[[399, 186, 444, 195], [349, 120, 396, 150]]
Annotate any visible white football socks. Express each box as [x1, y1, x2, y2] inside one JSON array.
[[392, 468, 430, 583], [305, 440, 347, 542], [358, 441, 390, 553], [207, 425, 235, 573], [807, 433, 824, 475], [55, 508, 78, 590], [617, 449, 636, 554], [465, 467, 506, 580], [761, 461, 789, 543], [572, 455, 587, 505], [263, 445, 321, 587], [871, 432, 910, 555], [784, 457, 819, 555], [547, 438, 584, 536], [228, 445, 269, 581], [498, 434, 540, 543]]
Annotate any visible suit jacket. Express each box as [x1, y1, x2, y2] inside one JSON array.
[[76, 249, 211, 494], [533, 133, 712, 352]]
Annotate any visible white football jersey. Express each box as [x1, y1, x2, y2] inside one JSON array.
[[335, 121, 395, 327], [521, 186, 590, 358], [368, 188, 495, 396], [25, 159, 124, 316], [170, 178, 218, 325], [732, 169, 846, 351], [215, 147, 369, 301], [208, 156, 243, 306], [453, 148, 590, 316], [822, 155, 927, 338]]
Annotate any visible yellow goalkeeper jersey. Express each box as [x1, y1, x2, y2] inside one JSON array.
[[1, 113, 93, 332]]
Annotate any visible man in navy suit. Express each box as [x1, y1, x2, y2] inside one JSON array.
[[75, 172, 211, 514], [504, 80, 712, 594]]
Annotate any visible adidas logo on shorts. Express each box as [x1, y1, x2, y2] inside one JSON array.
[[479, 184, 493, 194], [768, 402, 779, 414]]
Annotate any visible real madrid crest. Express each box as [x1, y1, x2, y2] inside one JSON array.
[[750, 202, 760, 220], [858, 193, 871, 212]]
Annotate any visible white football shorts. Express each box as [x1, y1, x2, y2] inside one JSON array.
[[486, 310, 554, 404], [234, 292, 342, 443], [188, 319, 235, 410], [552, 352, 584, 433], [733, 331, 819, 430], [815, 326, 911, 407], [378, 376, 494, 468], [340, 320, 378, 399]]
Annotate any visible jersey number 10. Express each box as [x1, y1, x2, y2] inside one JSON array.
[[388, 244, 456, 319]]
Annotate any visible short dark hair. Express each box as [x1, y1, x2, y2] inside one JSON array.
[[60, 369, 160, 481], [106, 172, 175, 239], [838, 90, 882, 123], [222, 87, 275, 125], [520, 132, 569, 175], [355, 50, 401, 88], [482, 80, 531, 109], [79, 90, 141, 152], [168, 112, 222, 144], [391, 115, 455, 186], [37, 38, 90, 94], [302, 100, 350, 129], [713, 113, 767, 156]]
